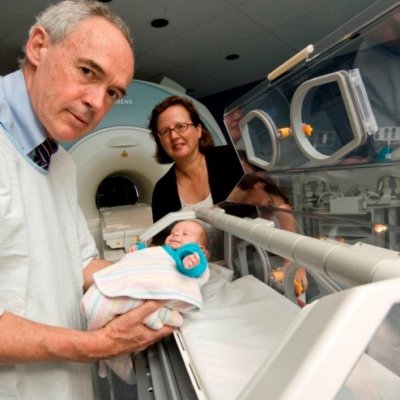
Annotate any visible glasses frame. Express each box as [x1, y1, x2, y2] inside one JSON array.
[[157, 122, 194, 138]]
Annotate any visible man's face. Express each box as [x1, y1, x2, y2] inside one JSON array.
[[25, 16, 134, 142]]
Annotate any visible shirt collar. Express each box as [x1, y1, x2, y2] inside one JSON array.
[[0, 70, 47, 154]]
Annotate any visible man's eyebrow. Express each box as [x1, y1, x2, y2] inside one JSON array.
[[80, 58, 127, 97], [81, 58, 104, 75]]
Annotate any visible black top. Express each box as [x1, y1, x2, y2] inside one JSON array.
[[151, 145, 244, 222]]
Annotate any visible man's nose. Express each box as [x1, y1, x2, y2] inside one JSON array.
[[84, 86, 107, 112]]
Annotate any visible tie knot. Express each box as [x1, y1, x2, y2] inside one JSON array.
[[29, 138, 58, 170]]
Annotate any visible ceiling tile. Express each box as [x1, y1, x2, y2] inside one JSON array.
[[146, 8, 264, 64], [0, 0, 392, 98]]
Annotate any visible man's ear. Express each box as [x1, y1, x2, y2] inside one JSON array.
[[25, 26, 49, 67]]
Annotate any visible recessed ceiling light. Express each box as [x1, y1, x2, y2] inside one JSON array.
[[150, 18, 169, 28], [225, 54, 240, 61]]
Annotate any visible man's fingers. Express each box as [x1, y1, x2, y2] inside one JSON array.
[[159, 307, 183, 327], [127, 300, 167, 322]]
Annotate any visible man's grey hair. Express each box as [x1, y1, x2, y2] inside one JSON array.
[[19, 0, 133, 67]]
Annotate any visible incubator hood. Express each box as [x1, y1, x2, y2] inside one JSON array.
[[223, 0, 400, 253]]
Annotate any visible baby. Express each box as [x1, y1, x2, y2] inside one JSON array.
[[81, 220, 210, 383]]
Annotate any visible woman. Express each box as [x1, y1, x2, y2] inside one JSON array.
[[149, 95, 244, 222]]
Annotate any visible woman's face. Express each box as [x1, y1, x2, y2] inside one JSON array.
[[157, 105, 202, 161]]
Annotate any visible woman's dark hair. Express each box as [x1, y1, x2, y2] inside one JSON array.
[[238, 173, 290, 204], [149, 95, 215, 164]]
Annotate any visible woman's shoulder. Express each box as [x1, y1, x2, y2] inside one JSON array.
[[204, 144, 236, 160], [152, 164, 180, 222], [204, 144, 230, 153], [154, 164, 176, 188], [204, 145, 244, 176]]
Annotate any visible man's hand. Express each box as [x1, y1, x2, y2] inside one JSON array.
[[95, 300, 174, 358], [0, 301, 173, 365]]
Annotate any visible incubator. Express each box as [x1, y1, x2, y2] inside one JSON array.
[[129, 1, 400, 398]]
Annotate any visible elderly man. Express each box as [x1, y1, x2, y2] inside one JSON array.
[[0, 1, 173, 398]]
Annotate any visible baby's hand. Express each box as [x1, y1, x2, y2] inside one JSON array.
[[127, 242, 147, 253], [182, 253, 200, 269], [127, 244, 138, 253]]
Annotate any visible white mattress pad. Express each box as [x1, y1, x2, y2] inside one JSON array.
[[175, 266, 300, 400]]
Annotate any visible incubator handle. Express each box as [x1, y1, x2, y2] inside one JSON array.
[[290, 69, 377, 164], [238, 109, 281, 170]]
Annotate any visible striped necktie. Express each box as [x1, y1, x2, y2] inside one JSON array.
[[29, 138, 58, 170]]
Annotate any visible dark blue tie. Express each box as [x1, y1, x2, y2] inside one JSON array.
[[29, 138, 58, 170]]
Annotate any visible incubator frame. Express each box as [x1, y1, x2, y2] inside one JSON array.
[[239, 109, 281, 169]]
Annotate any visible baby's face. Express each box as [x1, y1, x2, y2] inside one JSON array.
[[165, 221, 204, 249]]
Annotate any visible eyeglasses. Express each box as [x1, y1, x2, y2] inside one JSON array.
[[157, 122, 194, 138]]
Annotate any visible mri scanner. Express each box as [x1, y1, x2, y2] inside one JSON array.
[[67, 1, 400, 398]]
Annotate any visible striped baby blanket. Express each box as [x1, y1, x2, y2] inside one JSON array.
[[81, 246, 209, 383]]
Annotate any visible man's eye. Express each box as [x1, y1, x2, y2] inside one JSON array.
[[81, 67, 93, 77], [108, 89, 120, 101]]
